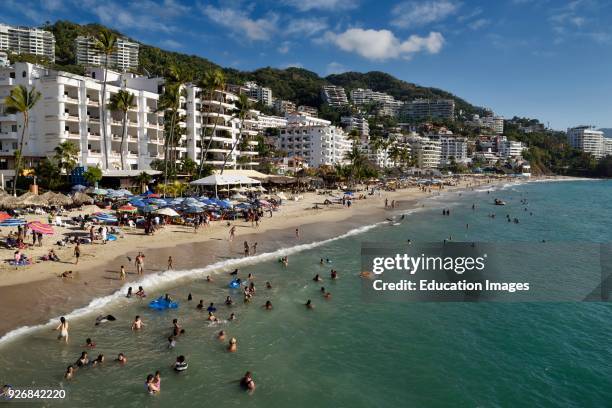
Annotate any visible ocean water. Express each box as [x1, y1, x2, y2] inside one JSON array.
[[0, 179, 611, 407]]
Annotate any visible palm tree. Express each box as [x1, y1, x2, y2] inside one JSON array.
[[108, 90, 136, 170], [220, 93, 250, 174], [344, 146, 367, 186], [198, 69, 226, 177], [93, 29, 117, 170], [4, 85, 41, 195], [133, 171, 152, 193], [53, 140, 79, 176]]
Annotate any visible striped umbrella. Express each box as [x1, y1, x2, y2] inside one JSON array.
[[27, 221, 54, 235], [0, 218, 26, 227], [93, 213, 118, 223], [117, 204, 138, 213]]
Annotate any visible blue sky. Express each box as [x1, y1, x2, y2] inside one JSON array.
[[4, 0, 612, 130]]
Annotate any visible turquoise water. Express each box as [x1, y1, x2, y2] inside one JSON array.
[[0, 180, 611, 407]]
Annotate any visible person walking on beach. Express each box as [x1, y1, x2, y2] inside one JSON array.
[[167, 256, 173, 270], [55, 316, 69, 343], [74, 242, 81, 265], [229, 226, 236, 241], [120, 265, 126, 280], [135, 253, 145, 275], [295, 228, 300, 239], [244, 241, 250, 257]]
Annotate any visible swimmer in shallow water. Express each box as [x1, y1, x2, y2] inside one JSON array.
[[225, 296, 233, 306], [264, 300, 273, 310], [229, 313, 236, 321], [266, 281, 272, 289], [84, 338, 96, 348], [168, 336, 176, 349], [197, 300, 204, 310], [228, 337, 237, 352], [217, 330, 226, 341], [131, 315, 144, 330], [174, 355, 188, 372], [313, 274, 322, 282], [90, 354, 104, 366], [64, 365, 74, 380], [305, 299, 314, 309], [116, 353, 128, 365], [240, 371, 256, 393]]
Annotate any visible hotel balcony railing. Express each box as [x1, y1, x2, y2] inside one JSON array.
[[0, 132, 18, 139]]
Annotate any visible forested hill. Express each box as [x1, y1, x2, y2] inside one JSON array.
[[32, 20, 483, 114]]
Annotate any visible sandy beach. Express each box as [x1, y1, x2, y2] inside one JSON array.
[[0, 176, 538, 338]]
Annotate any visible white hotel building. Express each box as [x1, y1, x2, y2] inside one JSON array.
[[567, 126, 606, 158], [0, 24, 55, 62], [0, 62, 165, 181], [438, 133, 468, 165], [76, 36, 139, 71], [278, 113, 352, 167], [407, 135, 441, 168]]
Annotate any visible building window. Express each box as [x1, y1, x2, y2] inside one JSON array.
[[9, 72, 15, 79], [22, 71, 26, 78]]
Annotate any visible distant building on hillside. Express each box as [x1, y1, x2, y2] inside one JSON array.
[[244, 81, 273, 106], [496, 136, 525, 159], [0, 23, 55, 62], [321, 85, 348, 107], [297, 105, 318, 117], [76, 36, 139, 71], [273, 99, 296, 114], [341, 116, 369, 138], [350, 88, 403, 117], [401, 99, 455, 121], [567, 126, 605, 158], [470, 114, 504, 134]]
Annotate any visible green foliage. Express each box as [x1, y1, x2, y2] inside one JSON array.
[[35, 158, 62, 190], [83, 166, 103, 185], [53, 141, 79, 175]]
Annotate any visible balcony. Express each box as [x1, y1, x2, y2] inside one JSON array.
[[60, 95, 79, 104], [0, 113, 17, 122], [0, 77, 14, 86], [86, 98, 100, 106], [64, 131, 80, 139], [0, 131, 18, 140]]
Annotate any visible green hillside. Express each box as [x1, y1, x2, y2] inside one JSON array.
[[36, 20, 483, 115]]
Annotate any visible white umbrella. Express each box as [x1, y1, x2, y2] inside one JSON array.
[[154, 207, 180, 217], [276, 192, 288, 200]]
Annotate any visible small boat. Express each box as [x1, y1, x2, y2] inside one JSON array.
[[494, 199, 506, 206]]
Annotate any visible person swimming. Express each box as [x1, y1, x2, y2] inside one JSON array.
[[90, 354, 104, 366], [126, 287, 133, 298], [266, 281, 272, 289], [229, 313, 236, 321], [187, 293, 192, 301], [131, 316, 144, 330], [168, 336, 176, 349], [64, 365, 74, 380], [225, 296, 233, 306], [55, 316, 69, 343], [136, 286, 146, 298], [174, 355, 188, 372], [116, 353, 128, 365], [207, 311, 217, 322], [217, 330, 226, 341], [228, 337, 237, 352], [240, 371, 256, 392], [264, 300, 272, 310], [305, 299, 314, 309], [331, 270, 338, 279], [75, 351, 89, 368], [84, 338, 96, 348], [313, 274, 322, 282], [207, 303, 217, 313], [145, 374, 158, 394]]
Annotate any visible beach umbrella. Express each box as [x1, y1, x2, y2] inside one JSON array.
[[22, 194, 48, 207], [93, 213, 118, 223], [129, 198, 146, 207], [147, 198, 167, 206], [72, 184, 87, 192], [0, 212, 10, 222], [141, 205, 157, 213], [258, 200, 272, 207], [231, 193, 246, 200], [154, 207, 180, 217], [117, 189, 133, 196], [48, 193, 73, 207], [143, 192, 160, 198], [92, 188, 108, 196], [118, 204, 138, 213], [218, 188, 229, 192], [186, 206, 204, 214], [0, 218, 26, 227], [27, 221, 54, 235]]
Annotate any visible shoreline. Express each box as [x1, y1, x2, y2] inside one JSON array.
[[0, 176, 569, 343]]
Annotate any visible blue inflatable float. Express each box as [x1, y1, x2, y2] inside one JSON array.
[[148, 296, 179, 310], [228, 279, 241, 289]]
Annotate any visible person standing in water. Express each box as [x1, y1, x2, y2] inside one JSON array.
[[120, 265, 126, 280], [73, 242, 81, 265], [228, 337, 237, 352], [295, 228, 300, 239], [55, 316, 69, 343], [131, 316, 144, 330]]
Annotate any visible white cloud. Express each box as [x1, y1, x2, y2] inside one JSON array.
[[325, 61, 348, 75], [278, 41, 291, 54], [324, 28, 444, 60], [159, 39, 182, 49], [280, 62, 303, 68], [468, 18, 490, 30], [80, 0, 183, 33], [200, 5, 278, 41], [283, 0, 358, 12], [391, 0, 459, 28], [285, 17, 328, 37]]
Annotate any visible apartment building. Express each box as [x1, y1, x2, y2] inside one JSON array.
[[0, 24, 55, 62], [321, 85, 348, 107], [438, 133, 468, 165], [567, 126, 605, 158], [184, 85, 260, 169], [297, 105, 318, 117], [0, 62, 165, 182], [350, 88, 403, 117], [75, 36, 139, 71], [605, 138, 612, 157], [407, 135, 441, 168], [341, 116, 369, 138], [253, 112, 287, 130], [244, 81, 273, 106], [496, 136, 525, 159], [401, 99, 455, 121], [470, 114, 504, 134], [278, 113, 352, 167], [273, 99, 296, 114]]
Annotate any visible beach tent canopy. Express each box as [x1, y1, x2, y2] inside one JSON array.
[[190, 174, 262, 186], [154, 207, 180, 217], [0, 218, 26, 226], [117, 204, 138, 213], [72, 192, 94, 205]]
